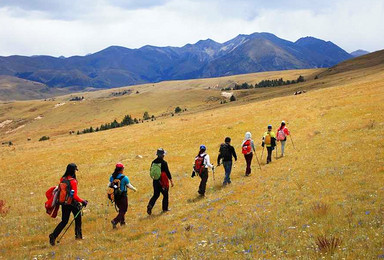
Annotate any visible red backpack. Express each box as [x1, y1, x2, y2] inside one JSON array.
[[194, 154, 206, 175], [277, 127, 287, 141], [45, 186, 59, 218], [58, 178, 74, 205], [242, 140, 252, 154]]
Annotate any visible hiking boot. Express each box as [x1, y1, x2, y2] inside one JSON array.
[[49, 234, 55, 246], [223, 181, 227, 186], [162, 209, 171, 213], [147, 205, 152, 215], [111, 220, 117, 229], [120, 222, 126, 226]]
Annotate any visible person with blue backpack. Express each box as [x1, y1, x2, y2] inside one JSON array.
[[108, 163, 137, 229], [147, 148, 174, 215]]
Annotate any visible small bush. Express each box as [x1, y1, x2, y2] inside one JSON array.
[[311, 202, 329, 216], [39, 136, 50, 141], [175, 107, 182, 113], [0, 200, 10, 217], [315, 235, 342, 254]]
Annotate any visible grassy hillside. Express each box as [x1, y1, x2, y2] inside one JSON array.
[[0, 54, 383, 258]]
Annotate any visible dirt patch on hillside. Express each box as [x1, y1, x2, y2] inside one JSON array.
[[0, 120, 12, 128]]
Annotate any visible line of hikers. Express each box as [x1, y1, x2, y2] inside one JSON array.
[[45, 121, 291, 245]]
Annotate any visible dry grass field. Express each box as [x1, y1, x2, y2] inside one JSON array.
[[0, 52, 383, 259]]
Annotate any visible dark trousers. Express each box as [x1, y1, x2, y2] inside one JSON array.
[[198, 168, 208, 195], [113, 195, 128, 224], [52, 204, 82, 239], [244, 153, 253, 175], [223, 161, 232, 184], [148, 180, 169, 211], [267, 147, 273, 163]]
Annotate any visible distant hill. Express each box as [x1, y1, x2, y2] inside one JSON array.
[[350, 49, 370, 57], [0, 32, 354, 98]]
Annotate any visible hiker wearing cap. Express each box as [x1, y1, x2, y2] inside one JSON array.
[[276, 121, 290, 157], [147, 148, 174, 215], [241, 132, 256, 176], [193, 145, 214, 196], [109, 163, 137, 229], [49, 163, 88, 246], [217, 137, 237, 185], [262, 125, 276, 164]]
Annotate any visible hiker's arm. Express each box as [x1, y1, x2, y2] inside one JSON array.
[[71, 181, 84, 203], [232, 146, 237, 161], [205, 154, 214, 168], [217, 153, 221, 165], [163, 161, 172, 180], [127, 183, 137, 192], [251, 141, 256, 152]]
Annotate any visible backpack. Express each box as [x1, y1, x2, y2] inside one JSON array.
[[242, 140, 252, 154], [150, 163, 162, 180], [220, 143, 231, 158], [194, 154, 206, 175], [107, 175, 125, 202], [57, 178, 73, 205], [45, 186, 59, 218], [277, 128, 286, 141], [264, 133, 271, 145]]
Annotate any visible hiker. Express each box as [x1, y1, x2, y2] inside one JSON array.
[[109, 163, 137, 229], [193, 145, 214, 196], [217, 137, 237, 185], [262, 125, 276, 164], [241, 132, 256, 176], [147, 148, 174, 215], [276, 121, 290, 157], [49, 163, 88, 246]]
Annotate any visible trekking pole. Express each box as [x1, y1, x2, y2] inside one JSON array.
[[57, 206, 83, 244], [254, 152, 262, 171], [289, 135, 296, 150]]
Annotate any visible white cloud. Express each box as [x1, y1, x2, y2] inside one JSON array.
[[0, 0, 382, 56]]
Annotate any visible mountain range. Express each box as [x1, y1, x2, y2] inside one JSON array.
[[0, 32, 361, 94]]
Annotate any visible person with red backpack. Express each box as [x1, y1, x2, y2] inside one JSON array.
[[193, 145, 214, 196], [276, 121, 290, 157], [242, 132, 256, 176], [147, 148, 174, 215], [49, 163, 88, 246], [108, 163, 137, 229]]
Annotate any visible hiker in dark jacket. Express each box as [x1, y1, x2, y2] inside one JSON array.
[[49, 163, 88, 246], [109, 163, 137, 229], [147, 148, 174, 215], [217, 137, 237, 185]]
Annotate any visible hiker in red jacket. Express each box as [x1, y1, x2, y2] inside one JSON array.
[[276, 121, 290, 157], [49, 163, 88, 246]]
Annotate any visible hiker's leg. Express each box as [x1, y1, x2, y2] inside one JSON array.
[[248, 153, 253, 175], [281, 141, 286, 155], [161, 188, 169, 211], [148, 181, 161, 208], [198, 169, 208, 194], [267, 147, 272, 163], [71, 205, 82, 238], [225, 161, 232, 183], [113, 196, 127, 224], [52, 205, 71, 238]]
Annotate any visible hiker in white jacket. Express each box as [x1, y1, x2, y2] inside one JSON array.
[[194, 145, 214, 196]]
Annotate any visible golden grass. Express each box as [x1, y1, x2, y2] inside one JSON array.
[[0, 66, 383, 259]]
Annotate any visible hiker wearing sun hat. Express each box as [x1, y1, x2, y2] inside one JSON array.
[[276, 121, 290, 157], [147, 148, 174, 215], [109, 163, 137, 229], [262, 125, 276, 164]]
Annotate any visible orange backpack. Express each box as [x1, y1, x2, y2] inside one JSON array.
[[242, 140, 252, 154], [58, 178, 73, 205]]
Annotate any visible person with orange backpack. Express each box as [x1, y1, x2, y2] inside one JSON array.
[[262, 125, 276, 164], [276, 121, 290, 157], [147, 148, 174, 215], [49, 163, 88, 246], [241, 132, 256, 176], [193, 145, 214, 196], [108, 163, 137, 229]]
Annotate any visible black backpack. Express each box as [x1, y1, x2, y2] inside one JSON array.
[[219, 143, 231, 158]]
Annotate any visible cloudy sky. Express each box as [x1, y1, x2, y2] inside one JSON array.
[[0, 0, 383, 57]]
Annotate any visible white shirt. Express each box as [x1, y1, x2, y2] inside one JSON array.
[[200, 153, 214, 168]]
